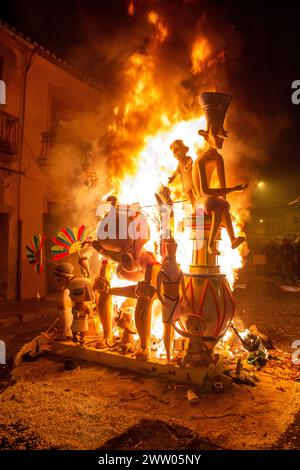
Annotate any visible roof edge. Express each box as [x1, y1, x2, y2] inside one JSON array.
[[0, 18, 103, 91]]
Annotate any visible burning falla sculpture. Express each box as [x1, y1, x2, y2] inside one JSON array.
[[53, 92, 247, 384], [173, 92, 247, 360]]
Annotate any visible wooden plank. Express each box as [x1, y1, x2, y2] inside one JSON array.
[[51, 341, 217, 386]]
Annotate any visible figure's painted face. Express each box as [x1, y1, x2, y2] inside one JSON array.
[[173, 147, 187, 160], [54, 276, 67, 290]]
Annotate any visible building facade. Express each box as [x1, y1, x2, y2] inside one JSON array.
[[0, 21, 101, 300]]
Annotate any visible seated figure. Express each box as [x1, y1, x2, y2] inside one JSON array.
[[192, 92, 248, 255]]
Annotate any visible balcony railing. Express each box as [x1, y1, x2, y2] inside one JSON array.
[[0, 110, 19, 156], [36, 131, 55, 171]]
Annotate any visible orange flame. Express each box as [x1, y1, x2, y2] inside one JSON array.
[[147, 11, 168, 43], [100, 10, 245, 351], [128, 0, 134, 16]]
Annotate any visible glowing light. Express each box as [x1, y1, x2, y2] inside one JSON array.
[[219, 223, 244, 288], [147, 11, 168, 43], [128, 0, 134, 16], [117, 117, 206, 206]]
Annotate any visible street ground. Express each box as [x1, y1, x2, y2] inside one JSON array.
[[0, 273, 299, 450]]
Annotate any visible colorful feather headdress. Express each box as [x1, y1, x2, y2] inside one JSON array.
[[51, 225, 88, 261], [25, 234, 46, 273]]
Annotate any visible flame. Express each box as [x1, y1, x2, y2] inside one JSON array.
[[115, 117, 206, 267], [128, 0, 134, 16], [116, 118, 244, 285], [147, 11, 169, 43], [219, 223, 244, 288], [113, 115, 244, 342], [98, 9, 245, 356], [122, 53, 160, 116], [118, 117, 206, 206], [191, 37, 211, 74]]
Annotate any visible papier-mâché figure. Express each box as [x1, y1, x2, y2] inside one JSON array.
[[193, 92, 248, 255]]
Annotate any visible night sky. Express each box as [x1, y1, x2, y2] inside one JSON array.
[[1, 0, 300, 205]]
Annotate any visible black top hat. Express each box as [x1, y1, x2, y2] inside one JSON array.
[[198, 92, 232, 142]]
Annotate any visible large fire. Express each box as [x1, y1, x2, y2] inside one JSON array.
[[191, 37, 212, 74], [95, 9, 245, 354], [110, 10, 244, 277]]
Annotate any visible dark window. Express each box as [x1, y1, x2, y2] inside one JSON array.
[[0, 110, 19, 155]]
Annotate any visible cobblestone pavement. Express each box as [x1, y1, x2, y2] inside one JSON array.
[[235, 273, 300, 353]]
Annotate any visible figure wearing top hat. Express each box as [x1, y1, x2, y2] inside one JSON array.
[[168, 140, 196, 206], [193, 92, 248, 255]]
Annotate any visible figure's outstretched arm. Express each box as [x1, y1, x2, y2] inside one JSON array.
[[168, 167, 179, 183]]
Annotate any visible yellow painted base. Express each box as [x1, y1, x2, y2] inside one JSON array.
[[51, 341, 218, 386]]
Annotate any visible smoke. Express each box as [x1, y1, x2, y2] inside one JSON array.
[[45, 0, 289, 229]]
